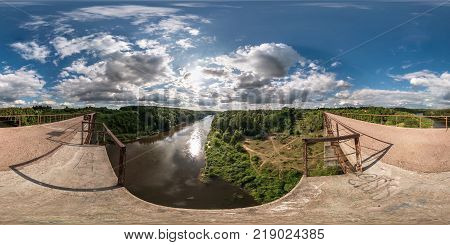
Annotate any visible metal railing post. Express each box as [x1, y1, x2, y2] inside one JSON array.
[[354, 136, 362, 172], [81, 121, 84, 145], [118, 147, 126, 185], [336, 122, 339, 139], [303, 142, 308, 177]]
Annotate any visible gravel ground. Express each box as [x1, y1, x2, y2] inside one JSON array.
[[0, 117, 83, 171], [326, 113, 450, 173]]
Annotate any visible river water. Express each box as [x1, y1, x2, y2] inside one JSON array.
[[108, 116, 257, 209]]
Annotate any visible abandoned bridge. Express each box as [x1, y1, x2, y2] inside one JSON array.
[[0, 113, 449, 224]]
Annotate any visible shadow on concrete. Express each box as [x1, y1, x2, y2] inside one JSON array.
[[330, 115, 394, 171], [9, 151, 120, 192], [9, 121, 120, 192], [361, 145, 393, 171], [47, 131, 66, 137], [9, 167, 120, 192]]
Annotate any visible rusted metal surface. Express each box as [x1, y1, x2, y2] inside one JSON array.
[[302, 113, 363, 176]]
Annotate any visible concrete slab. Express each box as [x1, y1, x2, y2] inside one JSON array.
[[0, 116, 449, 224]]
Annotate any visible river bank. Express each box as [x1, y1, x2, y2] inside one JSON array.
[[107, 116, 258, 209]]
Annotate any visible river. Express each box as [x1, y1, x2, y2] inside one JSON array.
[[107, 116, 257, 209]]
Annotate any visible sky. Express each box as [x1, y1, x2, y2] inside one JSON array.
[[0, 1, 449, 110]]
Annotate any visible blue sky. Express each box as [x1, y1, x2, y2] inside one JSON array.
[[0, 1, 449, 109]]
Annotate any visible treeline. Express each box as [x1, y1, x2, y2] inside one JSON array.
[[327, 107, 435, 128], [213, 108, 323, 139], [0, 106, 93, 127], [0, 105, 93, 116], [202, 108, 323, 203], [96, 106, 214, 141], [397, 108, 450, 116]]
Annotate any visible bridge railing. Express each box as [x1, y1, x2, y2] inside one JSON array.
[[302, 113, 363, 176], [337, 112, 448, 129], [81, 114, 126, 186], [0, 113, 87, 127]]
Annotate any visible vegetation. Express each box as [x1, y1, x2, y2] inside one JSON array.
[[96, 106, 214, 141], [309, 161, 342, 177], [0, 105, 214, 139], [327, 107, 434, 128], [0, 106, 93, 127], [202, 108, 328, 203]]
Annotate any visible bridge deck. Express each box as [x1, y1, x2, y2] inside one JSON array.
[[326, 113, 450, 173], [0, 117, 83, 171], [0, 116, 449, 224]]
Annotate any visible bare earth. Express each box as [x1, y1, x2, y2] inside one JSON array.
[[0, 114, 449, 224], [325, 113, 450, 173]]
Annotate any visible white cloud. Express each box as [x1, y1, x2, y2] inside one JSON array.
[[144, 15, 206, 36], [334, 89, 435, 108], [136, 39, 160, 49], [330, 61, 341, 67], [392, 70, 450, 102], [20, 16, 50, 30], [299, 3, 370, 10], [10, 41, 50, 63], [392, 70, 450, 89], [178, 43, 349, 107], [55, 48, 176, 102], [213, 43, 301, 85], [63, 5, 179, 22], [14, 100, 26, 105], [176, 38, 195, 49], [0, 67, 45, 102], [325, 70, 450, 108], [51, 33, 131, 58]]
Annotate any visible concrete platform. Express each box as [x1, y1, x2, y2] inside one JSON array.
[[0, 117, 449, 224]]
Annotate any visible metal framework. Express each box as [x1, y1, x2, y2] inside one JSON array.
[[81, 113, 126, 186], [302, 113, 363, 176], [339, 112, 449, 129], [0, 113, 86, 127]]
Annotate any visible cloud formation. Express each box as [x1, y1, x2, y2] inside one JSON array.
[[0, 67, 45, 103], [178, 43, 349, 108], [52, 33, 131, 58], [63, 5, 179, 22], [10, 41, 50, 63], [55, 45, 175, 103]]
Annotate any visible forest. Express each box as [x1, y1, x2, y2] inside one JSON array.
[[95, 106, 214, 141], [0, 106, 94, 127], [327, 107, 436, 128], [201, 108, 325, 203]]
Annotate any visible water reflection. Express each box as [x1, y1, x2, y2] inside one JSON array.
[[108, 116, 257, 209], [186, 127, 202, 160]]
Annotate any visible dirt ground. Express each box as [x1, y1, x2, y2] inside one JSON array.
[[243, 135, 305, 171]]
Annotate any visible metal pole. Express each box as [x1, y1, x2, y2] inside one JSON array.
[[446, 117, 448, 130], [81, 121, 84, 145], [354, 137, 362, 172], [303, 142, 308, 177], [336, 122, 339, 137], [419, 117, 422, 128], [118, 147, 126, 185]]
